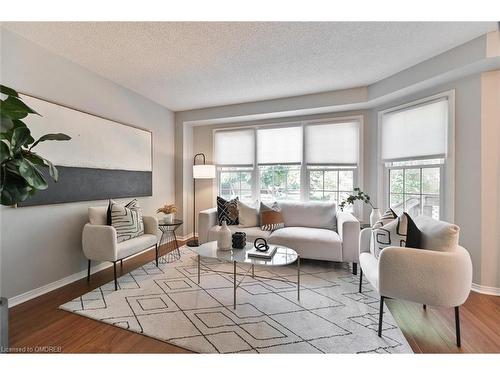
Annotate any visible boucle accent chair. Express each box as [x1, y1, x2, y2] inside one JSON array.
[[358, 215, 472, 347], [82, 206, 159, 290], [198, 201, 360, 273]]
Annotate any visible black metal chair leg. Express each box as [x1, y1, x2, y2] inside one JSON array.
[[455, 306, 461, 347], [155, 243, 159, 266], [352, 262, 358, 275], [378, 296, 385, 337], [87, 260, 91, 282], [113, 261, 118, 291], [423, 304, 427, 310], [359, 268, 363, 293], [120, 259, 123, 269]]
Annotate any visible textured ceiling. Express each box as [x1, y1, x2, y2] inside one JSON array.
[[3, 22, 497, 111]]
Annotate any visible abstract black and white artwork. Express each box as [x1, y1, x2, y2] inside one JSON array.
[[18, 94, 153, 206]]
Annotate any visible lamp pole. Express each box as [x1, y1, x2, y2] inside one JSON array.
[[186, 153, 206, 247]]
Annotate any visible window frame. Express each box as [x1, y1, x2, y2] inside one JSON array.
[[212, 115, 364, 217], [377, 90, 455, 222]]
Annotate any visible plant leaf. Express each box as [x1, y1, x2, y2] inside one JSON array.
[[10, 126, 32, 153], [0, 140, 10, 163], [29, 133, 71, 150], [18, 159, 48, 190], [0, 171, 32, 205], [0, 85, 19, 98], [1, 114, 14, 131], [0, 96, 39, 120], [24, 152, 59, 182]]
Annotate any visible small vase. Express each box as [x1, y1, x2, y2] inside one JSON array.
[[370, 208, 381, 227], [163, 213, 174, 224], [217, 221, 232, 251]]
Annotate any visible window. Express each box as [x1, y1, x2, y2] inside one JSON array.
[[387, 159, 442, 219], [218, 167, 253, 203], [379, 94, 453, 220], [214, 118, 362, 209], [309, 167, 355, 210]]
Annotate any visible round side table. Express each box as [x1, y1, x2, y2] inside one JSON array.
[[158, 219, 183, 263]]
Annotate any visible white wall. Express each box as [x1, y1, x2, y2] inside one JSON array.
[[0, 29, 175, 300]]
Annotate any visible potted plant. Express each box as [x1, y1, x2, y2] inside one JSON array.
[[1, 85, 71, 206], [339, 187, 381, 226], [157, 203, 177, 224]]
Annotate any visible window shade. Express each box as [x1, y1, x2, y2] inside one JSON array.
[[214, 129, 254, 166], [381, 99, 448, 161], [305, 122, 359, 165], [257, 126, 302, 165]]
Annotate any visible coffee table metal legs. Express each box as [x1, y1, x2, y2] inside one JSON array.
[[297, 255, 300, 301], [233, 261, 237, 309], [251, 264, 255, 278], [197, 255, 201, 284]]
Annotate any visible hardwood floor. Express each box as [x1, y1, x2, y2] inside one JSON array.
[[8, 241, 500, 353]]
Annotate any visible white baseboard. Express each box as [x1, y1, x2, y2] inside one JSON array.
[[471, 282, 500, 296], [8, 237, 195, 308]]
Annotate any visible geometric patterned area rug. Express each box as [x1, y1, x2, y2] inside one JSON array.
[[60, 246, 413, 353]]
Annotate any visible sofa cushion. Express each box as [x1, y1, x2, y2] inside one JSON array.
[[89, 206, 107, 225], [208, 225, 271, 243], [414, 215, 459, 252], [269, 227, 342, 261], [260, 202, 285, 231], [277, 201, 336, 230], [217, 196, 239, 225], [238, 200, 259, 228], [117, 234, 158, 259]]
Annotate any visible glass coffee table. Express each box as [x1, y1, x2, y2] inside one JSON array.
[[194, 241, 300, 309]]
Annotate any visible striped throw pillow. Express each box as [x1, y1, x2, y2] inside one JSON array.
[[109, 199, 144, 243]]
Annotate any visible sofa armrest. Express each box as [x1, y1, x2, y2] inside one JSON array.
[[336, 211, 360, 262], [379, 246, 472, 307], [359, 227, 372, 255], [199, 208, 218, 244], [82, 223, 118, 262], [143, 216, 159, 237]]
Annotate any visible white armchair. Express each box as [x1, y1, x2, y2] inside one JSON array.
[[358, 215, 472, 347], [82, 206, 159, 290]]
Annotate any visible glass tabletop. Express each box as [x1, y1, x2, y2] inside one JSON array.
[[194, 241, 298, 266], [158, 219, 183, 226]]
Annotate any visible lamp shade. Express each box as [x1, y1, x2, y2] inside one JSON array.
[[193, 164, 215, 179]]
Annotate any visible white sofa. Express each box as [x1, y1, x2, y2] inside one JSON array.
[[82, 206, 159, 290], [198, 201, 360, 273], [358, 215, 472, 346]]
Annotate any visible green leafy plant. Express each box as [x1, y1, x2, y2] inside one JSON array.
[[0, 85, 71, 206], [339, 187, 375, 211]]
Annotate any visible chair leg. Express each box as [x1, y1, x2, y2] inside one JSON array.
[[352, 262, 358, 275], [423, 304, 427, 310], [455, 306, 461, 347], [120, 259, 123, 269], [113, 261, 118, 291], [378, 296, 385, 337], [87, 260, 91, 282], [359, 268, 363, 293], [155, 243, 159, 266]]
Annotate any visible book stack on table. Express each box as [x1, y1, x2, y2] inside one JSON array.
[[247, 245, 278, 259]]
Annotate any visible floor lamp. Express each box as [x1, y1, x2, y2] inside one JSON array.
[[186, 153, 215, 247]]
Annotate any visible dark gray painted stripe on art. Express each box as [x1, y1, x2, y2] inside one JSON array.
[[18, 166, 152, 207]]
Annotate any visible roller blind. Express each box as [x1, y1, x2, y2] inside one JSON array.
[[381, 99, 448, 161], [214, 129, 254, 166], [257, 126, 302, 165], [305, 122, 359, 166]]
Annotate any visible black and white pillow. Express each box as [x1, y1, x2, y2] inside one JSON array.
[[373, 208, 397, 229], [217, 196, 239, 225], [372, 212, 421, 259], [109, 199, 144, 243]]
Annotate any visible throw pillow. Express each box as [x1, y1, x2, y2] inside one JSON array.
[[372, 208, 398, 229], [372, 212, 421, 258], [237, 200, 259, 228], [260, 202, 285, 231], [109, 199, 145, 243], [217, 196, 239, 225]]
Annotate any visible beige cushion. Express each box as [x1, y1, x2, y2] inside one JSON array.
[[278, 201, 336, 230], [414, 215, 459, 252], [88, 206, 107, 225], [237, 201, 259, 228], [269, 226, 342, 261], [117, 234, 158, 259], [208, 225, 271, 243]]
